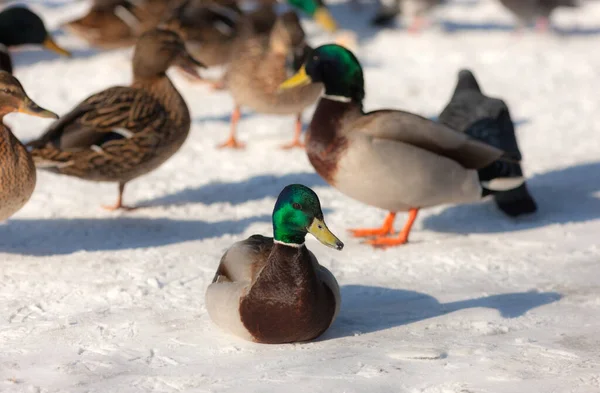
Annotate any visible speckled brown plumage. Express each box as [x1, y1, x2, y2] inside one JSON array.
[[0, 71, 57, 221], [27, 29, 202, 209], [64, 0, 173, 48]]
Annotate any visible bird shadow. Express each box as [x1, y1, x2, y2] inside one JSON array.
[[423, 161, 600, 234], [138, 171, 327, 208], [0, 215, 270, 256], [324, 284, 562, 339]]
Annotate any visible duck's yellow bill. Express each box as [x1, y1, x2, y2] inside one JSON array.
[[19, 98, 59, 119], [308, 218, 344, 250], [314, 7, 338, 32], [43, 36, 72, 57], [279, 66, 312, 90]]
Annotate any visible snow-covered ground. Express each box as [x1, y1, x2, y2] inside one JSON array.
[[1, 0, 600, 392]]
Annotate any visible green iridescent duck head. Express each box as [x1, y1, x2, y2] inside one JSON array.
[[272, 184, 343, 250], [280, 44, 365, 102]]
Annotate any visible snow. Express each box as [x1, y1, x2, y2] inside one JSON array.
[[1, 0, 600, 392]]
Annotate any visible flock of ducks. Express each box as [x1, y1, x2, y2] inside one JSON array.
[[0, 0, 564, 343]]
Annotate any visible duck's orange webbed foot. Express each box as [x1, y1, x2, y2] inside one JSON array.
[[101, 183, 136, 211], [280, 139, 305, 150], [349, 212, 396, 238], [217, 137, 246, 149], [364, 208, 419, 248]]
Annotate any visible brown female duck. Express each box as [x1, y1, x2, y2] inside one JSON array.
[[0, 71, 58, 221], [64, 0, 172, 49], [27, 29, 205, 210], [220, 11, 322, 149]]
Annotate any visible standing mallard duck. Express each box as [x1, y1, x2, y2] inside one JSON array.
[[0, 71, 58, 221], [206, 184, 343, 343], [280, 45, 526, 247], [64, 0, 172, 49], [0, 6, 71, 73], [220, 11, 323, 149], [27, 29, 205, 210]]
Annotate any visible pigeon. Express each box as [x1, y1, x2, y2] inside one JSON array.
[[439, 69, 537, 217]]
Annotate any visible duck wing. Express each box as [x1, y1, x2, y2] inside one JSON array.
[[356, 109, 505, 170]]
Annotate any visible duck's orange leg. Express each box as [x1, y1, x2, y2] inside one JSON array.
[[366, 208, 419, 247], [349, 212, 397, 238], [281, 114, 305, 150], [102, 183, 136, 211], [407, 16, 426, 34], [218, 105, 245, 149]]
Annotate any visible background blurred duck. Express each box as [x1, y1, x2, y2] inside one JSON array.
[[372, 0, 442, 32], [0, 71, 58, 221], [221, 12, 323, 149], [64, 0, 172, 48], [497, 0, 580, 31], [0, 6, 71, 73], [27, 29, 205, 211], [162, 0, 337, 69]]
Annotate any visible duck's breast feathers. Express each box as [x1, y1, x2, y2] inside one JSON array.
[[355, 109, 505, 169], [213, 235, 274, 284], [29, 86, 167, 152]]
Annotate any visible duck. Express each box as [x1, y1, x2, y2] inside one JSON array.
[[0, 71, 58, 221], [206, 184, 343, 344], [279, 44, 526, 247], [26, 28, 205, 211], [497, 0, 579, 31], [162, 0, 336, 79], [220, 11, 323, 149], [439, 69, 537, 217], [372, 0, 441, 32], [0, 6, 71, 74], [64, 0, 172, 49]]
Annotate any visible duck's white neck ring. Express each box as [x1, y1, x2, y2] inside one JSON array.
[[273, 240, 305, 248], [323, 94, 352, 103]]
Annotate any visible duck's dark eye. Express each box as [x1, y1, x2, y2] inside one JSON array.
[[292, 203, 301, 210]]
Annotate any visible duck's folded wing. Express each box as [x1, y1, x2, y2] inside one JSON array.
[[356, 110, 506, 169], [29, 86, 165, 151], [213, 235, 273, 284]]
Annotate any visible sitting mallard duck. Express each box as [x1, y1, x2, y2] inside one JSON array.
[[27, 29, 205, 210], [164, 0, 336, 68], [64, 0, 172, 49], [220, 11, 323, 149], [0, 71, 58, 221], [0, 6, 71, 73], [280, 45, 526, 247], [206, 184, 343, 343]]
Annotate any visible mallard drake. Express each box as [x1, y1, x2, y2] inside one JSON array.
[[372, 0, 441, 32], [162, 0, 336, 68], [280, 45, 526, 247], [497, 0, 578, 31], [220, 11, 322, 149], [27, 29, 205, 210], [64, 0, 172, 49], [439, 69, 537, 217], [0, 71, 58, 221], [206, 184, 343, 344], [0, 6, 71, 73]]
